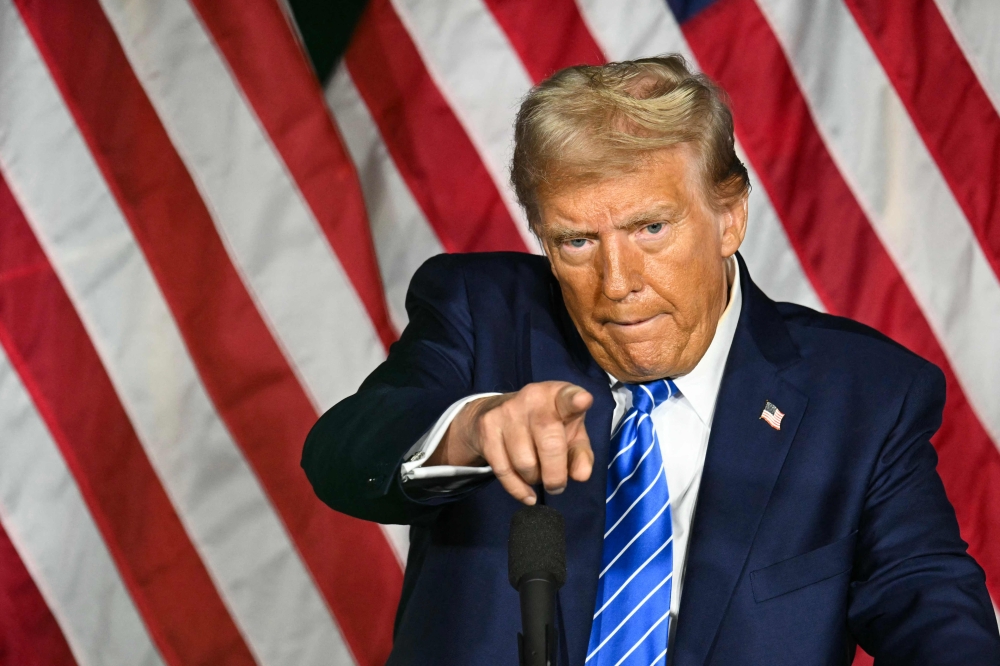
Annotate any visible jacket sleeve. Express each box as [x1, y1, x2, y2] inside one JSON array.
[[848, 361, 1000, 664], [301, 254, 483, 525]]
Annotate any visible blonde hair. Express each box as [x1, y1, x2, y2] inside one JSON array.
[[511, 55, 750, 231]]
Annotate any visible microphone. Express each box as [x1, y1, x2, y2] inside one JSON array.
[[509, 504, 567, 666]]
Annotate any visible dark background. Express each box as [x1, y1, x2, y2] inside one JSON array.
[[289, 0, 369, 84]]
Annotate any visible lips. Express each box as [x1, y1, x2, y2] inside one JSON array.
[[605, 313, 664, 328]]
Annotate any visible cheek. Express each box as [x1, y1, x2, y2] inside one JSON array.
[[644, 228, 719, 316], [555, 256, 598, 291], [638, 249, 688, 311], [554, 264, 602, 320]]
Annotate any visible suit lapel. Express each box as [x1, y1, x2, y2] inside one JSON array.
[[671, 258, 807, 666], [527, 279, 614, 666]]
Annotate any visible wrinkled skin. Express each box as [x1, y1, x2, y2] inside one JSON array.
[[430, 145, 747, 503]]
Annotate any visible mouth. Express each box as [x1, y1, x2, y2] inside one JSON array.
[[605, 313, 664, 330]]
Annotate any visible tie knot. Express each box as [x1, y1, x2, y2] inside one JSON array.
[[625, 379, 678, 414]]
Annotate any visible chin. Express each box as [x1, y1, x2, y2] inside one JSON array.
[[583, 326, 683, 381], [613, 343, 680, 382]]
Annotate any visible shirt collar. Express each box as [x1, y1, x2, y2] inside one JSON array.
[[606, 257, 741, 426]]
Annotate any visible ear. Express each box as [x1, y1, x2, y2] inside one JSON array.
[[719, 195, 748, 258]]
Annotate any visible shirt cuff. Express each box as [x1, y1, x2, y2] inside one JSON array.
[[400, 393, 500, 484]]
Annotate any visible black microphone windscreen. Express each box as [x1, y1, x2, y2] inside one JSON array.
[[508, 505, 567, 589]]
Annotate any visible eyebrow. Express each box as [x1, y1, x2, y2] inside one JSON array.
[[544, 205, 680, 243]]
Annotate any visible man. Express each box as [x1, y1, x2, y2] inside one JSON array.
[[303, 56, 1000, 665]]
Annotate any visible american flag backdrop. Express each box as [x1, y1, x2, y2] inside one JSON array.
[[0, 0, 997, 664]]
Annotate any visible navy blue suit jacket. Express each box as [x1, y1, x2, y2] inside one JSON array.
[[303, 252, 1000, 665]]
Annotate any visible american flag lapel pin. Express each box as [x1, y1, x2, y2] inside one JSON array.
[[760, 400, 785, 430]]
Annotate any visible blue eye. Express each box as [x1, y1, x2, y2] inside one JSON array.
[[567, 238, 588, 248], [645, 222, 664, 234]]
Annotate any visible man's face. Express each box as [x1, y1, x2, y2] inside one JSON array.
[[538, 145, 747, 383]]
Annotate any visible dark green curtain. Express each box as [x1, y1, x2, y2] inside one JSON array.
[[288, 0, 369, 84]]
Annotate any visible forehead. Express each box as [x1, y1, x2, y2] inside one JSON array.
[[536, 144, 704, 230]]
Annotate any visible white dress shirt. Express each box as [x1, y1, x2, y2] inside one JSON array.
[[401, 260, 742, 620]]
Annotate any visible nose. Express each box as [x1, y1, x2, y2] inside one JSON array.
[[601, 234, 644, 301]]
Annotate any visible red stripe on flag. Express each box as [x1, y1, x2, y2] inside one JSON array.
[[0, 174, 255, 666], [0, 519, 77, 666], [12, 1, 402, 663], [843, 0, 1000, 283], [345, 0, 528, 254], [682, 0, 1000, 603], [482, 0, 605, 82], [853, 648, 875, 666], [188, 0, 397, 349]]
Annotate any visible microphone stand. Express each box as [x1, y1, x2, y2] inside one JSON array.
[[509, 503, 565, 666], [516, 571, 558, 666]]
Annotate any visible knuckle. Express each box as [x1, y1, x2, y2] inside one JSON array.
[[481, 408, 501, 428], [480, 416, 504, 441], [536, 432, 567, 454], [516, 391, 537, 411], [524, 382, 553, 406], [498, 402, 520, 424], [512, 460, 538, 479], [481, 439, 505, 465], [536, 446, 566, 462], [489, 455, 512, 476], [511, 456, 536, 475]]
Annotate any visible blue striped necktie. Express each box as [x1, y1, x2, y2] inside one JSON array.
[[586, 379, 677, 666]]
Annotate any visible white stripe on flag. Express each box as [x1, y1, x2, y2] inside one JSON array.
[[97, 0, 385, 411], [575, 0, 695, 62], [0, 6, 352, 663], [934, 0, 1000, 115], [389, 0, 537, 249], [326, 63, 445, 332], [740, 156, 826, 311], [756, 0, 1000, 447], [0, 348, 164, 666]]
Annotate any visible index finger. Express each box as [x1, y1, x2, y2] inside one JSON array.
[[555, 384, 593, 422]]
